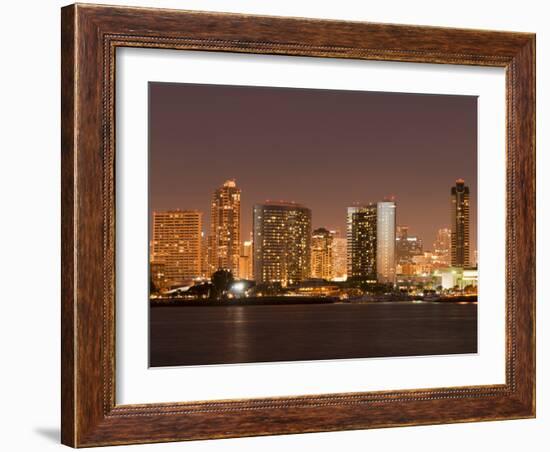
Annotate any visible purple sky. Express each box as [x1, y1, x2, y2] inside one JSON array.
[[149, 82, 477, 251]]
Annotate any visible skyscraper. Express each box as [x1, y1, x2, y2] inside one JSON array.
[[210, 179, 241, 276], [311, 228, 333, 280], [451, 179, 471, 267], [376, 201, 396, 283], [253, 202, 311, 286], [347, 204, 377, 281], [151, 210, 202, 286]]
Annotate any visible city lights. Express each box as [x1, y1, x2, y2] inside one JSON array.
[[150, 178, 477, 302]]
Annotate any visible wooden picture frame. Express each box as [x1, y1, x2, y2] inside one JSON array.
[[61, 3, 535, 447]]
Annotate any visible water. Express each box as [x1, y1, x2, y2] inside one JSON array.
[[149, 301, 477, 367]]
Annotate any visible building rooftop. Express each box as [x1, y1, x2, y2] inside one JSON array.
[[153, 209, 202, 214], [223, 179, 237, 188], [256, 200, 308, 209]]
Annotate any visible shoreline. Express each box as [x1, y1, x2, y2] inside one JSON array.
[[150, 295, 477, 307]]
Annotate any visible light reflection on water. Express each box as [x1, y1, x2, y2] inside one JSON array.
[[150, 302, 478, 367]]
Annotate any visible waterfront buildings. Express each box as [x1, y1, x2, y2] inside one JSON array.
[[253, 202, 312, 285], [311, 228, 334, 280], [151, 210, 203, 286], [210, 179, 241, 276], [347, 204, 377, 281], [376, 201, 397, 283], [439, 267, 478, 291], [451, 179, 471, 267], [288, 280, 343, 298], [150, 178, 473, 291]]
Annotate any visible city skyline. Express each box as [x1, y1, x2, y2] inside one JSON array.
[[150, 177, 473, 289], [149, 82, 477, 250]]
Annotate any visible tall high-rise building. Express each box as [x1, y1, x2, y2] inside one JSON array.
[[311, 228, 333, 280], [210, 179, 241, 276], [451, 179, 471, 267], [433, 227, 452, 266], [331, 232, 347, 281], [347, 204, 377, 281], [253, 202, 311, 286], [151, 210, 202, 286], [376, 201, 396, 283], [395, 226, 423, 264]]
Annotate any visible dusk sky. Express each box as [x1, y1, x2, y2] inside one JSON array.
[[149, 82, 477, 251]]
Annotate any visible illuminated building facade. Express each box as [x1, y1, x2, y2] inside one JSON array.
[[331, 235, 347, 281], [151, 210, 202, 286], [347, 204, 377, 281], [203, 235, 216, 278], [395, 225, 423, 264], [253, 202, 311, 285], [440, 267, 478, 290], [150, 262, 167, 291], [210, 179, 241, 275], [451, 179, 471, 267], [311, 228, 333, 280], [238, 239, 254, 280], [411, 252, 437, 275], [199, 232, 209, 278], [376, 201, 396, 283], [433, 227, 452, 265]]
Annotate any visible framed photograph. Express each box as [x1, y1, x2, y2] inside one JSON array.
[[61, 3, 535, 447]]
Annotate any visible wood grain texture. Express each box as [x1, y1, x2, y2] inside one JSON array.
[[61, 3, 536, 447], [60, 5, 76, 447]]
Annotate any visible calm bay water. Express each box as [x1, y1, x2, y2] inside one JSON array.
[[149, 301, 477, 367]]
